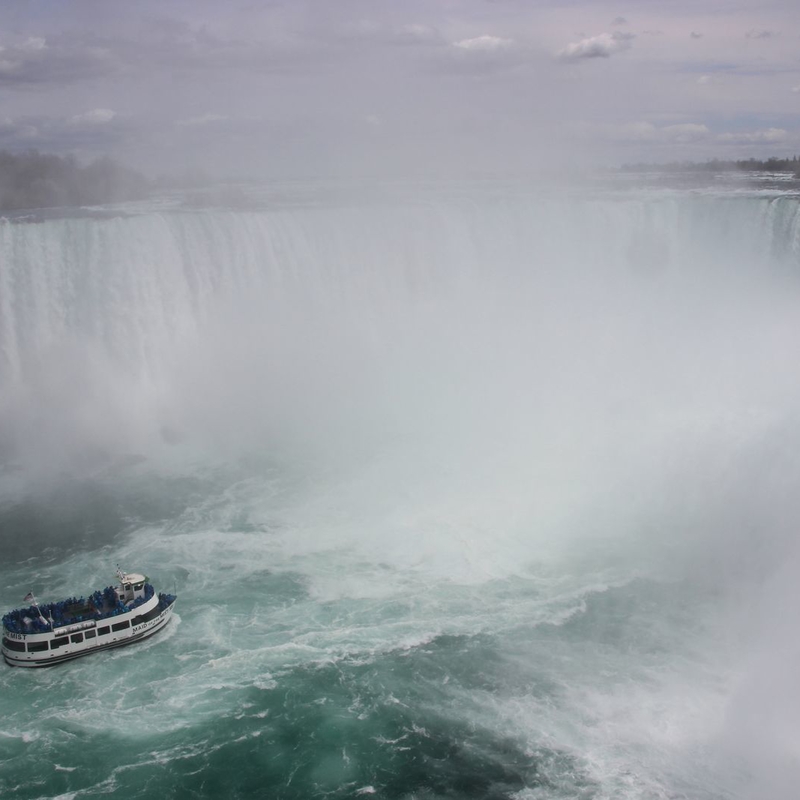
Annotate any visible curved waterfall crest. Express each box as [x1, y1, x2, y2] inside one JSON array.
[[1, 190, 799, 470], [2, 193, 799, 382]]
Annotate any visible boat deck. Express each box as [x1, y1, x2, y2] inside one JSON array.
[[3, 583, 157, 635]]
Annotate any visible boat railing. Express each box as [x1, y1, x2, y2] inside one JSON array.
[[2, 583, 157, 635]]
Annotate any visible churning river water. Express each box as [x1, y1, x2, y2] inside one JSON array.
[[2, 181, 800, 799]]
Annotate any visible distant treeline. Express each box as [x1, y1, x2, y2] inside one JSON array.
[[0, 150, 149, 212], [620, 156, 800, 176]]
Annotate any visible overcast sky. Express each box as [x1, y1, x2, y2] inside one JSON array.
[[0, 0, 799, 178]]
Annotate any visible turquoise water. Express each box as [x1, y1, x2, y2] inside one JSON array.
[[2, 186, 800, 798], [0, 465, 740, 800]]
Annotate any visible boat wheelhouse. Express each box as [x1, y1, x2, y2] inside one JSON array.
[[2, 570, 176, 667]]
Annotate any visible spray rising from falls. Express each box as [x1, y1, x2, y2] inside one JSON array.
[[2, 186, 800, 798], [2, 191, 800, 466], [3, 188, 800, 587], [3, 188, 800, 585]]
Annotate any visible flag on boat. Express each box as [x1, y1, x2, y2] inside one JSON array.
[[23, 592, 35, 603]]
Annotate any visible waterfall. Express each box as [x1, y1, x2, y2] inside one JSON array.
[[1, 189, 799, 473]]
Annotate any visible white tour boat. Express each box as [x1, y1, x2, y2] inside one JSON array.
[[2, 569, 177, 667]]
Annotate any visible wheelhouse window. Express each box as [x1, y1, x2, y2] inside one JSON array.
[[2, 637, 25, 652]]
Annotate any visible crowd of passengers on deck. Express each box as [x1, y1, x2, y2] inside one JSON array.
[[2, 584, 156, 634]]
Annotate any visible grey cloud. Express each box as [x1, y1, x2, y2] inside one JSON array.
[[745, 29, 775, 39], [0, 117, 39, 143], [333, 19, 445, 47], [591, 121, 711, 144], [70, 109, 116, 126], [0, 35, 115, 87], [717, 127, 788, 144], [662, 122, 711, 143], [0, 22, 305, 93], [126, 23, 314, 73], [176, 113, 229, 127], [170, 114, 270, 141], [2, 17, 334, 87], [0, 1, 796, 175], [680, 61, 794, 78], [389, 24, 444, 46], [588, 120, 793, 149], [0, 111, 133, 152], [558, 31, 635, 62], [435, 35, 528, 75], [452, 35, 514, 52]]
